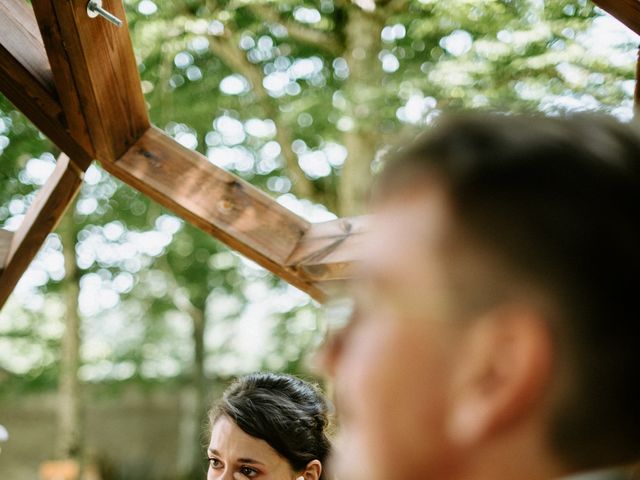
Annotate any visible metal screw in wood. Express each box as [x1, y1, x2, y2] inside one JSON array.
[[86, 0, 123, 27]]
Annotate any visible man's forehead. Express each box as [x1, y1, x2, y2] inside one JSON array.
[[368, 189, 451, 257], [361, 188, 452, 287]]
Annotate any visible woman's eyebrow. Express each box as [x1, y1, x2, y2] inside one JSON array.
[[207, 448, 265, 465], [236, 457, 265, 465]]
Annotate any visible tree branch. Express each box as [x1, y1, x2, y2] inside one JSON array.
[[381, 0, 410, 17], [155, 254, 204, 323], [208, 31, 316, 200], [248, 4, 343, 56]]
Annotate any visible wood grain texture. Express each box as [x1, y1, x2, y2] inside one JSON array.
[[0, 155, 84, 309], [0, 0, 57, 105], [104, 127, 326, 300], [32, 0, 149, 162], [286, 216, 369, 283], [591, 0, 640, 35], [0, 230, 12, 275], [31, 0, 94, 158], [0, 0, 93, 168]]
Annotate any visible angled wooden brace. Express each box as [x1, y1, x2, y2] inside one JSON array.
[[590, 0, 640, 35], [286, 216, 369, 286], [0, 155, 84, 309]]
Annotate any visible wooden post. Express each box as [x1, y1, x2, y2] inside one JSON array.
[[32, 0, 150, 162], [0, 0, 92, 169]]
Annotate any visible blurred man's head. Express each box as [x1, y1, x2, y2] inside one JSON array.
[[324, 114, 640, 480]]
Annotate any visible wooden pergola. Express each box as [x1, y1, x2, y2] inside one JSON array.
[[0, 0, 637, 309], [0, 0, 370, 308]]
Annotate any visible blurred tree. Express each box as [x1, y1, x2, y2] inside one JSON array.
[[127, 0, 635, 215], [57, 207, 83, 464]]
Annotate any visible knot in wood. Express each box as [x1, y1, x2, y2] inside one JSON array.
[[216, 199, 234, 215]]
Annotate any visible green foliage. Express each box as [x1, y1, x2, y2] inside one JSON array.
[[0, 0, 637, 391]]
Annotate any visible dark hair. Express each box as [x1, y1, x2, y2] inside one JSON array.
[[378, 113, 640, 470], [210, 373, 331, 477]]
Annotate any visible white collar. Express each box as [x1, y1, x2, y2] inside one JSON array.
[[559, 468, 629, 480]]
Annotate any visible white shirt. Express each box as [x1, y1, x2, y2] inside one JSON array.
[[560, 469, 631, 480]]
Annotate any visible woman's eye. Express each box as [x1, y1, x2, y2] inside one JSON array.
[[208, 458, 222, 469], [239, 466, 258, 477]]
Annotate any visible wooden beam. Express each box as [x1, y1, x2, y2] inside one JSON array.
[[591, 0, 640, 35], [103, 127, 327, 300], [0, 230, 12, 275], [0, 0, 93, 169], [286, 216, 369, 283], [32, 0, 150, 162], [0, 155, 84, 309]]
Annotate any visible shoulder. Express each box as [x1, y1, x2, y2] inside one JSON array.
[[560, 469, 634, 480]]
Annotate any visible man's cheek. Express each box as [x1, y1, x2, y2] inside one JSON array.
[[333, 416, 384, 480], [333, 328, 384, 427], [340, 327, 384, 390]]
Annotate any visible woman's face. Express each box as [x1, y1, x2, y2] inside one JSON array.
[[207, 415, 299, 480]]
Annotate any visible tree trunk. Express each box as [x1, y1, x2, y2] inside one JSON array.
[[192, 298, 207, 460], [341, 129, 379, 215], [208, 35, 315, 201], [340, 8, 384, 215], [57, 208, 83, 465], [173, 287, 208, 479]]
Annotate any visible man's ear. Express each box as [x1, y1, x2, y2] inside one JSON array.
[[300, 459, 322, 480], [445, 305, 553, 447]]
